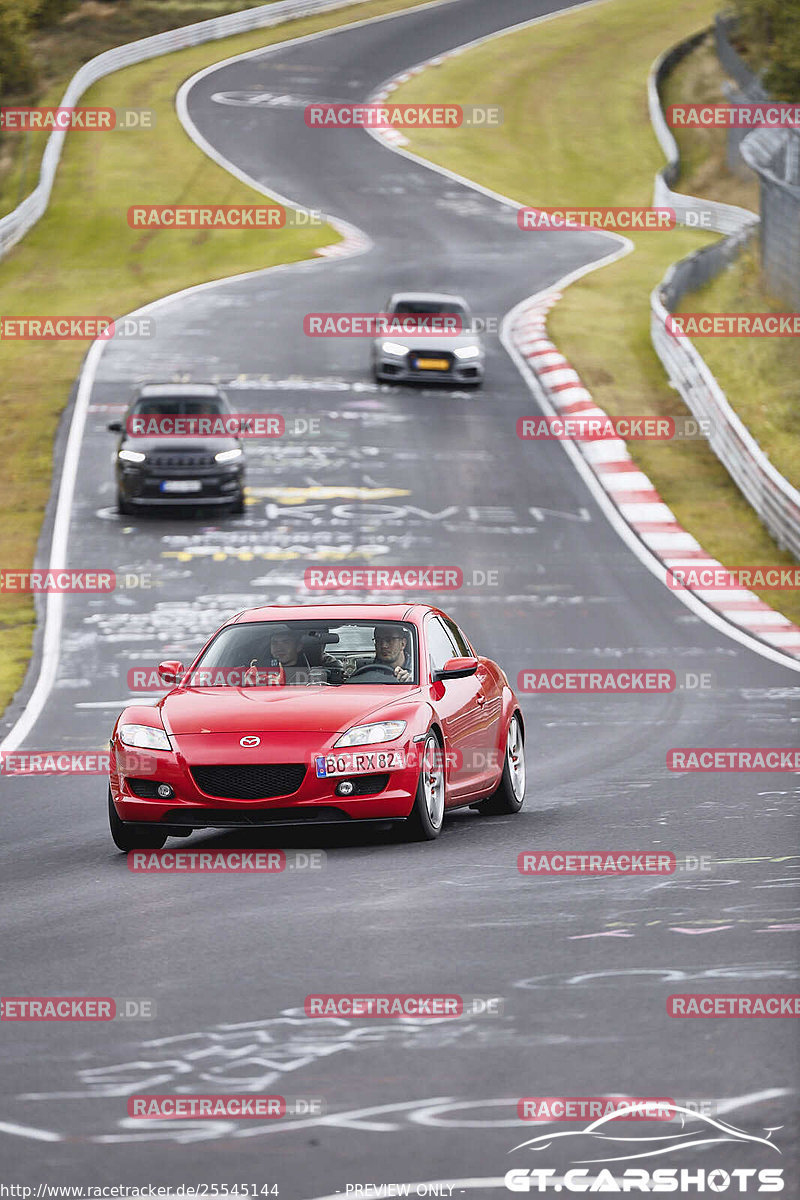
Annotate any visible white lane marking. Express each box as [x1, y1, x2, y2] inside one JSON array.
[[0, 1120, 63, 1142]]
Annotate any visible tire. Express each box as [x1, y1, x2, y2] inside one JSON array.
[[117, 491, 134, 517], [477, 714, 526, 815], [403, 732, 446, 841], [230, 492, 245, 515], [108, 788, 168, 852]]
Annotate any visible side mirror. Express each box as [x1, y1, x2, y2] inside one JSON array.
[[107, 421, 123, 433], [433, 656, 479, 681], [158, 660, 185, 686]]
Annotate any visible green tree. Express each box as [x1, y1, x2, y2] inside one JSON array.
[[0, 0, 38, 98], [732, 0, 800, 99]]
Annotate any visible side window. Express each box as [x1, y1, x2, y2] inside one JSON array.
[[426, 617, 459, 673], [442, 616, 473, 657]]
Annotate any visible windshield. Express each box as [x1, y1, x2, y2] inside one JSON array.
[[188, 620, 418, 686], [131, 398, 225, 416], [392, 300, 467, 319]]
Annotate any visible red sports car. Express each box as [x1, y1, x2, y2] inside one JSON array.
[[108, 603, 525, 848]]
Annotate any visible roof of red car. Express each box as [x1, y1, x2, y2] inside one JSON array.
[[230, 602, 430, 625]]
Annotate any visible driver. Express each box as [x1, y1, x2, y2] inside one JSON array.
[[267, 625, 336, 683], [372, 624, 412, 683]]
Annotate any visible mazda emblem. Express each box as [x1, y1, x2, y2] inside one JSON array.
[[239, 735, 261, 748]]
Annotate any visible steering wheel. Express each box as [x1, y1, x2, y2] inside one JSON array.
[[348, 662, 398, 680]]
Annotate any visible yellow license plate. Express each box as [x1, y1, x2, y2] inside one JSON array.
[[415, 357, 450, 370]]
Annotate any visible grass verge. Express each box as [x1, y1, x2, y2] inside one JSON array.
[[0, 0, 439, 718], [391, 0, 800, 626]]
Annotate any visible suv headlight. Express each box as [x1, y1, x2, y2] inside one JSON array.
[[215, 448, 243, 464], [454, 345, 481, 360], [334, 720, 406, 748], [381, 341, 407, 356], [118, 723, 172, 751], [118, 449, 146, 463]]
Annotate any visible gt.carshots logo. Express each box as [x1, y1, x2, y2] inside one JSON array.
[[517, 416, 674, 440], [517, 207, 676, 230], [518, 852, 676, 875], [304, 995, 502, 1017], [504, 1169, 784, 1193]]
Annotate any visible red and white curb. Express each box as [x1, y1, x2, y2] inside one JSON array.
[[369, 49, 467, 148], [315, 224, 371, 258], [513, 296, 800, 659]]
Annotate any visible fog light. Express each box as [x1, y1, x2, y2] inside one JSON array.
[[336, 780, 354, 797], [157, 783, 174, 799]]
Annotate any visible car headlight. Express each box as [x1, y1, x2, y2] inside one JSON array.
[[118, 723, 172, 751], [215, 448, 243, 463], [118, 449, 146, 463], [334, 720, 407, 748], [454, 345, 481, 360], [381, 341, 407, 356]]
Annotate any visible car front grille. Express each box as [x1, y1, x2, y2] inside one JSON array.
[[191, 763, 306, 800], [149, 452, 217, 469]]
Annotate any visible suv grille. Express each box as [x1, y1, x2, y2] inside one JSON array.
[[191, 763, 306, 800], [149, 452, 216, 469]]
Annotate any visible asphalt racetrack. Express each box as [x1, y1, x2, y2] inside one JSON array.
[[1, 0, 798, 1193]]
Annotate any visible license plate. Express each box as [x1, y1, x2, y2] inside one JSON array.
[[414, 357, 450, 370], [160, 480, 202, 493], [315, 749, 406, 778]]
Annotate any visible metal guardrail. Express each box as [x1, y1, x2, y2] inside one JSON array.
[[0, 0, 372, 258], [647, 34, 800, 559]]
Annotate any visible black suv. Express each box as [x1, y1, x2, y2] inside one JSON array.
[[109, 383, 245, 515]]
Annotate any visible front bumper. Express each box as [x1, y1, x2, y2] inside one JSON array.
[[117, 467, 243, 506], [110, 739, 420, 827], [374, 350, 484, 385]]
